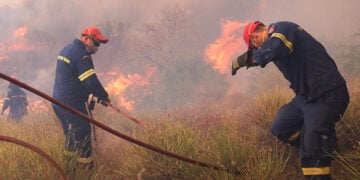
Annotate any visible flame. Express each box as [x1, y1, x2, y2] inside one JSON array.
[[13, 25, 28, 38], [0, 55, 8, 61], [28, 99, 49, 113], [104, 67, 156, 111], [204, 20, 248, 74], [0, 25, 38, 61], [0, 98, 3, 109]]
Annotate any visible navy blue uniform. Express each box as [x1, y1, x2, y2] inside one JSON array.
[[2, 83, 28, 121], [52, 39, 108, 169], [253, 22, 349, 179]]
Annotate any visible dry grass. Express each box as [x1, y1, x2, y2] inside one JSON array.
[[0, 85, 358, 179]]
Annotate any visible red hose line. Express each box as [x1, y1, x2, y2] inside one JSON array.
[[108, 103, 145, 127], [0, 72, 240, 175], [0, 135, 67, 180]]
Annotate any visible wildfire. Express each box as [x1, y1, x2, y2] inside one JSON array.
[[204, 20, 248, 74], [28, 99, 49, 113], [0, 98, 3, 110], [0, 25, 37, 61], [13, 25, 28, 38], [104, 67, 156, 111], [0, 55, 8, 61]]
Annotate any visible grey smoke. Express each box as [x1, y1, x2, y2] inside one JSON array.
[[0, 0, 358, 110]]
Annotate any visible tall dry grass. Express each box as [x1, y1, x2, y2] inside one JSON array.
[[0, 109, 64, 179], [333, 78, 360, 179], [0, 83, 358, 179]]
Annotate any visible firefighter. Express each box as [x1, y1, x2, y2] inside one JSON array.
[[232, 21, 349, 180], [1, 82, 28, 122], [51, 26, 111, 173]]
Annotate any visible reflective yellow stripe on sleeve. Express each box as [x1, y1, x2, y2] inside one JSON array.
[[271, 33, 294, 53], [78, 69, 95, 81], [57, 56, 71, 64], [302, 167, 330, 175]]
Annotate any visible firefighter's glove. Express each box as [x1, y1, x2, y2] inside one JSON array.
[[98, 96, 111, 107], [231, 51, 255, 76], [231, 52, 247, 76]]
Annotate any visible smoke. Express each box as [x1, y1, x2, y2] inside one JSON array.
[[1, 0, 358, 48], [0, 0, 359, 111], [255, 0, 360, 43]]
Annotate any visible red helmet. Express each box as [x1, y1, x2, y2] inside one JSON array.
[[81, 26, 108, 43], [243, 21, 264, 49]]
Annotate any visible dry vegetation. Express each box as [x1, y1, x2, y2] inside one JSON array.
[[0, 83, 358, 179], [0, 2, 358, 180]]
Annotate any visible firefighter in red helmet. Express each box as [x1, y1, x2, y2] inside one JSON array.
[[232, 21, 349, 180], [52, 26, 110, 175]]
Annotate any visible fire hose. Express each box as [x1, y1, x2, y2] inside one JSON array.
[[107, 103, 145, 127], [90, 95, 146, 127], [0, 73, 241, 175], [0, 135, 67, 180]]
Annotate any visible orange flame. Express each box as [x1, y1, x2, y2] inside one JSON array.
[[0, 55, 8, 61], [104, 67, 156, 111], [204, 20, 248, 74], [13, 25, 28, 39], [0, 98, 3, 109], [28, 99, 49, 113], [0, 25, 38, 61]]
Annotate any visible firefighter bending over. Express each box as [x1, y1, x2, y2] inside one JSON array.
[[1, 82, 28, 122], [232, 21, 349, 180], [52, 27, 111, 173]]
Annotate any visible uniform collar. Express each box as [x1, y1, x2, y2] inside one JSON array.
[[73, 38, 92, 55], [73, 38, 87, 49]]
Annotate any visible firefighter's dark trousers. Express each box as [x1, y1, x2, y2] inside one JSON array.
[[52, 103, 93, 171], [270, 87, 349, 180]]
